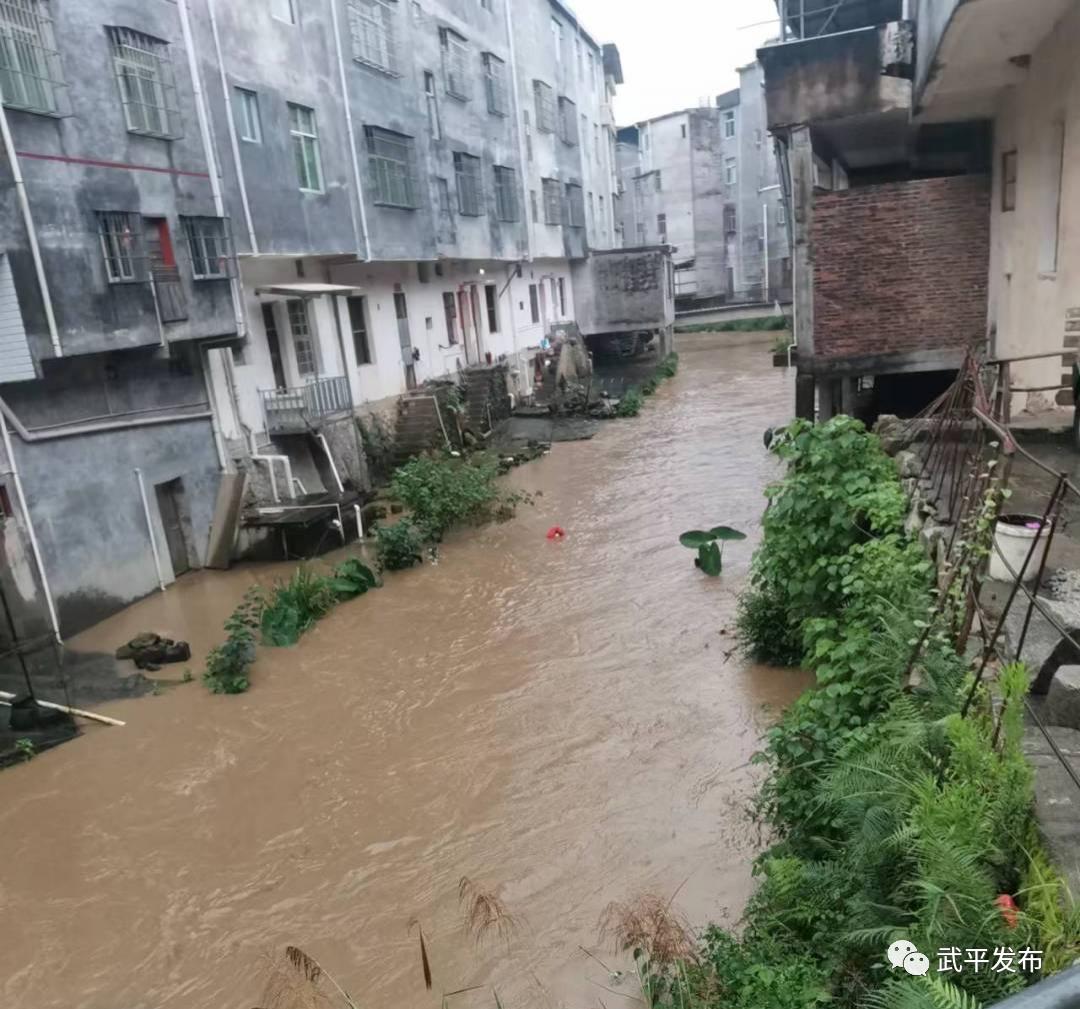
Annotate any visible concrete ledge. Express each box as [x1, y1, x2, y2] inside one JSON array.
[[675, 330, 785, 353], [800, 346, 966, 377]]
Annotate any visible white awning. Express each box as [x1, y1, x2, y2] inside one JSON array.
[[255, 282, 362, 298]]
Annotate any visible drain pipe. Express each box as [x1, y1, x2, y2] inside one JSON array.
[[134, 468, 166, 593], [317, 433, 345, 494], [0, 103, 60, 358], [0, 409, 61, 643]]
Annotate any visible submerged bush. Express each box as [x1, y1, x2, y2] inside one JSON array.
[[374, 519, 424, 571], [615, 387, 643, 417]]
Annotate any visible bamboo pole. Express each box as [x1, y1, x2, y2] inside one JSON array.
[[0, 690, 126, 727]]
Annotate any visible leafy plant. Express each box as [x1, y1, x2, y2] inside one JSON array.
[[260, 567, 339, 647], [15, 738, 34, 761], [656, 351, 679, 378], [329, 557, 378, 598], [679, 525, 746, 576], [376, 519, 425, 571], [203, 587, 260, 694], [615, 387, 643, 417]]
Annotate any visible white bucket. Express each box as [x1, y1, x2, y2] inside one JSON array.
[[988, 513, 1053, 583]]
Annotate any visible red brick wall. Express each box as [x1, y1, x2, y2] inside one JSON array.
[[812, 175, 990, 360]]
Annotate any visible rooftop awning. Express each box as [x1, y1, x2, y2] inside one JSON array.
[[255, 282, 362, 298]]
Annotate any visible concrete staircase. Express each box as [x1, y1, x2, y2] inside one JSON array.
[[392, 390, 453, 465]]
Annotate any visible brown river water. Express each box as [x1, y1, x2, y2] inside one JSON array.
[[0, 343, 807, 1009]]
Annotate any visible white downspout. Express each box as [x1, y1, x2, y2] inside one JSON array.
[[503, 0, 534, 261], [329, 0, 371, 261], [0, 103, 60, 358], [317, 434, 345, 494], [135, 468, 167, 592], [176, 0, 247, 341], [763, 202, 770, 303], [0, 409, 61, 643], [205, 0, 257, 254]]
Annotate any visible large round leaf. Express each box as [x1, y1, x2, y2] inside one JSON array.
[[680, 530, 717, 548], [709, 526, 747, 542], [698, 541, 723, 576]]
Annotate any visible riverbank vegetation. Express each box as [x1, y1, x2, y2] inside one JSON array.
[[634, 416, 1080, 1008], [675, 316, 788, 334], [618, 352, 679, 417]]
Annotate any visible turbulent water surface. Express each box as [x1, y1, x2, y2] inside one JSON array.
[[0, 343, 807, 1009]]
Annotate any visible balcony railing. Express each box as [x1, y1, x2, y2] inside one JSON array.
[[261, 376, 351, 435]]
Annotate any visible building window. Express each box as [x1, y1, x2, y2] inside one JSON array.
[[636, 222, 645, 244], [528, 283, 539, 323], [287, 298, 317, 377], [588, 191, 595, 230], [722, 108, 736, 138], [586, 50, 594, 89], [453, 151, 482, 216], [108, 27, 178, 138], [530, 189, 538, 223], [574, 36, 582, 79], [440, 28, 470, 101], [436, 175, 452, 215], [483, 52, 508, 116], [0, 0, 64, 115], [182, 217, 231, 279], [533, 80, 555, 133], [557, 96, 577, 146], [233, 87, 261, 142], [657, 213, 666, 243], [347, 295, 372, 364], [681, 123, 687, 139], [557, 277, 566, 316], [551, 17, 562, 61], [288, 103, 323, 192], [493, 165, 518, 221], [724, 157, 736, 185], [1001, 149, 1017, 213], [593, 123, 600, 163], [484, 283, 498, 332], [97, 211, 143, 282], [542, 178, 562, 225], [442, 290, 458, 344], [565, 183, 584, 228], [723, 204, 736, 234], [598, 193, 605, 227], [347, 0, 399, 76], [424, 70, 440, 140], [654, 171, 662, 191], [365, 125, 417, 208], [271, 0, 295, 23], [777, 203, 787, 226]]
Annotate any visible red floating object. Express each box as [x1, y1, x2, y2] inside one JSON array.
[[546, 526, 566, 540], [996, 894, 1019, 928]]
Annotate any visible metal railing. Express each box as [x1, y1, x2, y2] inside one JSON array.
[[261, 376, 350, 435], [986, 963, 1080, 1007]]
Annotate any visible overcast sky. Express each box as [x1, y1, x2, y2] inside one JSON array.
[[569, 0, 780, 124]]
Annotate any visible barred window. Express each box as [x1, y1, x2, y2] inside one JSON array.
[[493, 165, 518, 222], [287, 299, 317, 378], [482, 52, 507, 117], [365, 125, 417, 208], [0, 0, 64, 115], [108, 27, 178, 139], [533, 80, 554, 133], [453, 151, 482, 216], [723, 204, 736, 234], [541, 178, 562, 225], [440, 28, 470, 100], [565, 183, 584, 228], [347, 0, 399, 76], [182, 217, 232, 279], [557, 96, 577, 146], [96, 211, 143, 283], [288, 102, 323, 192]]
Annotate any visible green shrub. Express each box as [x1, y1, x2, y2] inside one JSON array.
[[615, 387, 643, 417], [656, 351, 679, 378], [375, 519, 424, 571], [203, 589, 260, 694], [675, 315, 789, 334], [259, 567, 339, 647], [641, 376, 659, 396]]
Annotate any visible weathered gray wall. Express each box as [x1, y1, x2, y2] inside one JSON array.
[[571, 249, 674, 334]]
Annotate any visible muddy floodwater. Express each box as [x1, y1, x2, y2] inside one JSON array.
[[0, 343, 807, 1009]]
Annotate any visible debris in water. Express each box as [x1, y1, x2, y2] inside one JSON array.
[[546, 526, 566, 540], [115, 632, 191, 670]]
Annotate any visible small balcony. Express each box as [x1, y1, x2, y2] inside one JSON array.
[[261, 376, 351, 435]]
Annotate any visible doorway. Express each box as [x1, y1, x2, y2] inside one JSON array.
[[143, 216, 187, 322], [394, 292, 416, 390], [261, 302, 287, 389], [154, 478, 193, 578], [469, 285, 484, 363]]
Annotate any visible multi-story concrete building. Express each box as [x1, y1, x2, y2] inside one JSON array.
[[614, 61, 790, 310], [0, 0, 623, 639]]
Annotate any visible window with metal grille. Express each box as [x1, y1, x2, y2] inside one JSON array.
[[442, 291, 458, 344], [347, 0, 399, 76], [723, 109, 736, 138], [365, 126, 417, 208], [724, 156, 736, 185], [723, 204, 736, 234], [108, 27, 178, 138], [97, 211, 144, 283], [234, 87, 261, 142], [493, 165, 518, 222], [182, 217, 232, 279], [528, 284, 539, 323], [485, 283, 498, 333], [482, 52, 507, 116], [565, 183, 584, 227], [0, 0, 64, 115], [541, 178, 561, 225], [288, 102, 323, 192], [453, 151, 482, 216], [440, 28, 470, 100], [287, 298, 317, 377], [348, 295, 372, 364], [557, 96, 577, 146], [533, 80, 554, 133], [656, 213, 666, 242]]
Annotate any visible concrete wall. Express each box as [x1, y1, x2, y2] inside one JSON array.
[[986, 0, 1080, 406], [571, 248, 674, 335], [812, 174, 990, 360]]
